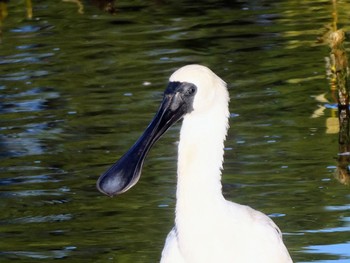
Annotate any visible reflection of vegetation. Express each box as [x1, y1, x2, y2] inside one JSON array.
[[0, 1, 7, 42], [0, 0, 117, 42], [0, 0, 32, 20], [320, 0, 350, 185], [92, 0, 117, 14], [62, 0, 117, 14], [0, 0, 32, 42], [26, 0, 32, 19], [0, 0, 118, 21], [63, 0, 84, 14], [0, 1, 8, 21]]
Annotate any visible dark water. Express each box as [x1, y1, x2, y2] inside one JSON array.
[[1, 0, 350, 262]]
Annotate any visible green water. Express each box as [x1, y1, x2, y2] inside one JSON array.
[[1, 0, 350, 262]]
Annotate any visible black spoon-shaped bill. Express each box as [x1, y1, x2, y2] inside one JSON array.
[[96, 81, 197, 197]]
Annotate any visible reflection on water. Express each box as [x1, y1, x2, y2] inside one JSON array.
[[1, 0, 350, 262], [313, 0, 350, 185]]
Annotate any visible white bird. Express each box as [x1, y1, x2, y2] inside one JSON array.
[[97, 65, 293, 263]]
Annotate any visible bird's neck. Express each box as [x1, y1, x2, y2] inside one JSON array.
[[175, 104, 229, 219]]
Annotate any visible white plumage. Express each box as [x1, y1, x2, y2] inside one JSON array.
[[97, 64, 293, 263], [160, 65, 293, 263]]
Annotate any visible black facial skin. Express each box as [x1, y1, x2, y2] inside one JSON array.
[[97, 81, 197, 197]]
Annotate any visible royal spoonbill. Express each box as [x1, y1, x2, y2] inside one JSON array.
[[97, 64, 293, 263]]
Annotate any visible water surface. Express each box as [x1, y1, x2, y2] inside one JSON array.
[[1, 1, 350, 262]]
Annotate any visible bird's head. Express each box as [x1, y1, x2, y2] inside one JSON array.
[[97, 64, 227, 196]]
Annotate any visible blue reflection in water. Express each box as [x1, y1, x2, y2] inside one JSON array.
[[302, 242, 350, 263]]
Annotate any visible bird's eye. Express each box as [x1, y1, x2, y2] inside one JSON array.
[[184, 85, 197, 96]]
